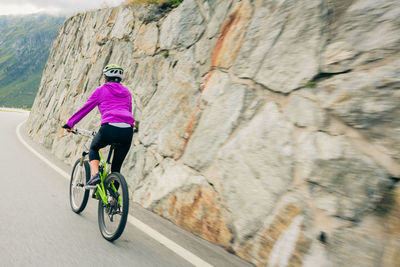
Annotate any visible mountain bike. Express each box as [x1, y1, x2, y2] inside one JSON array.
[[68, 127, 130, 241]]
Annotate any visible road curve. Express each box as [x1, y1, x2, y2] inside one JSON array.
[[0, 110, 252, 267]]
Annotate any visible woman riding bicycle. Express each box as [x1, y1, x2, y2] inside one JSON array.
[[62, 64, 134, 186]]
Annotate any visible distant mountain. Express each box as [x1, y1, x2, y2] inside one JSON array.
[[0, 14, 65, 108]]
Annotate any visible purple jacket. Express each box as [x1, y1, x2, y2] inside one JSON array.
[[67, 82, 135, 128]]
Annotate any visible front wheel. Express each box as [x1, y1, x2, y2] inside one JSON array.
[[98, 172, 129, 241], [69, 159, 90, 213]]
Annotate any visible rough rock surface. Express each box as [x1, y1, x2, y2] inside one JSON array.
[[27, 0, 400, 266]]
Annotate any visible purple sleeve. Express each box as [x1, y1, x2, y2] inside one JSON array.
[[129, 94, 132, 113], [67, 89, 100, 128], [129, 94, 135, 125]]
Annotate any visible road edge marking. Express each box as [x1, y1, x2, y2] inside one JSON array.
[[16, 121, 70, 179], [16, 120, 213, 267]]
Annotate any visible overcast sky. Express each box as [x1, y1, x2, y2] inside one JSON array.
[[0, 0, 126, 16]]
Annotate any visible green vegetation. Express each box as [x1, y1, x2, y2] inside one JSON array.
[[306, 81, 317, 88], [0, 14, 65, 108], [0, 108, 26, 113], [0, 72, 42, 108], [124, 0, 183, 7], [162, 51, 169, 58]]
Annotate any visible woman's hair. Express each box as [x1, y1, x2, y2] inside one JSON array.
[[105, 76, 121, 83]]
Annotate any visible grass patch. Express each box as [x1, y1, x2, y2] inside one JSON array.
[[0, 52, 15, 65], [0, 71, 42, 108], [124, 0, 183, 7], [306, 81, 317, 88], [0, 108, 26, 113]]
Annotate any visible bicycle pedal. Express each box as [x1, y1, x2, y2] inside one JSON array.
[[92, 188, 98, 199], [84, 185, 97, 189]]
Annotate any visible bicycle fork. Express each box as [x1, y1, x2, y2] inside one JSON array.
[[76, 151, 89, 188]]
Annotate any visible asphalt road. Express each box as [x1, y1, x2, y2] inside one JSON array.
[[0, 110, 252, 267]]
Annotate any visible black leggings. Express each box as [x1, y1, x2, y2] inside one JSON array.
[[89, 124, 133, 173]]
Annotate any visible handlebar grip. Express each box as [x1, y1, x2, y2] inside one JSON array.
[[62, 123, 71, 130]]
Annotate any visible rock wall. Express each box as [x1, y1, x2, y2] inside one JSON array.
[[27, 0, 400, 266]]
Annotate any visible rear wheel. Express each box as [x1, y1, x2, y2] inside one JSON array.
[[98, 172, 129, 241], [69, 159, 90, 213]]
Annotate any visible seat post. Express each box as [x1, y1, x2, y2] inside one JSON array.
[[106, 145, 115, 165]]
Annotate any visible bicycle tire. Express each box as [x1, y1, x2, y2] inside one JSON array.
[[69, 159, 90, 214], [98, 172, 129, 241]]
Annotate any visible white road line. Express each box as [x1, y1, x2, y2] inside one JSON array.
[[16, 120, 213, 267], [16, 122, 69, 179]]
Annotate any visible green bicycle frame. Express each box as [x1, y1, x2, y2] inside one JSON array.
[[94, 149, 108, 204], [93, 149, 121, 206]]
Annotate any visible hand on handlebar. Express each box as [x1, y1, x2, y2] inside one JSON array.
[[62, 124, 74, 132]]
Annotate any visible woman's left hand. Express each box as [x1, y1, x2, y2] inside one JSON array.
[[62, 124, 73, 132]]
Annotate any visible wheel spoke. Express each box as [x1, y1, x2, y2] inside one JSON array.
[[98, 173, 129, 241], [69, 160, 90, 214]]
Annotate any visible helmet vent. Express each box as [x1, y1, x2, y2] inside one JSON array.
[[103, 64, 124, 79]]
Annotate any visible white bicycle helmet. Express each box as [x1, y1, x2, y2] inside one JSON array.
[[103, 64, 124, 79]]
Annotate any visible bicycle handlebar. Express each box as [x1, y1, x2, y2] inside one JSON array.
[[71, 126, 138, 136], [72, 128, 97, 137]]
